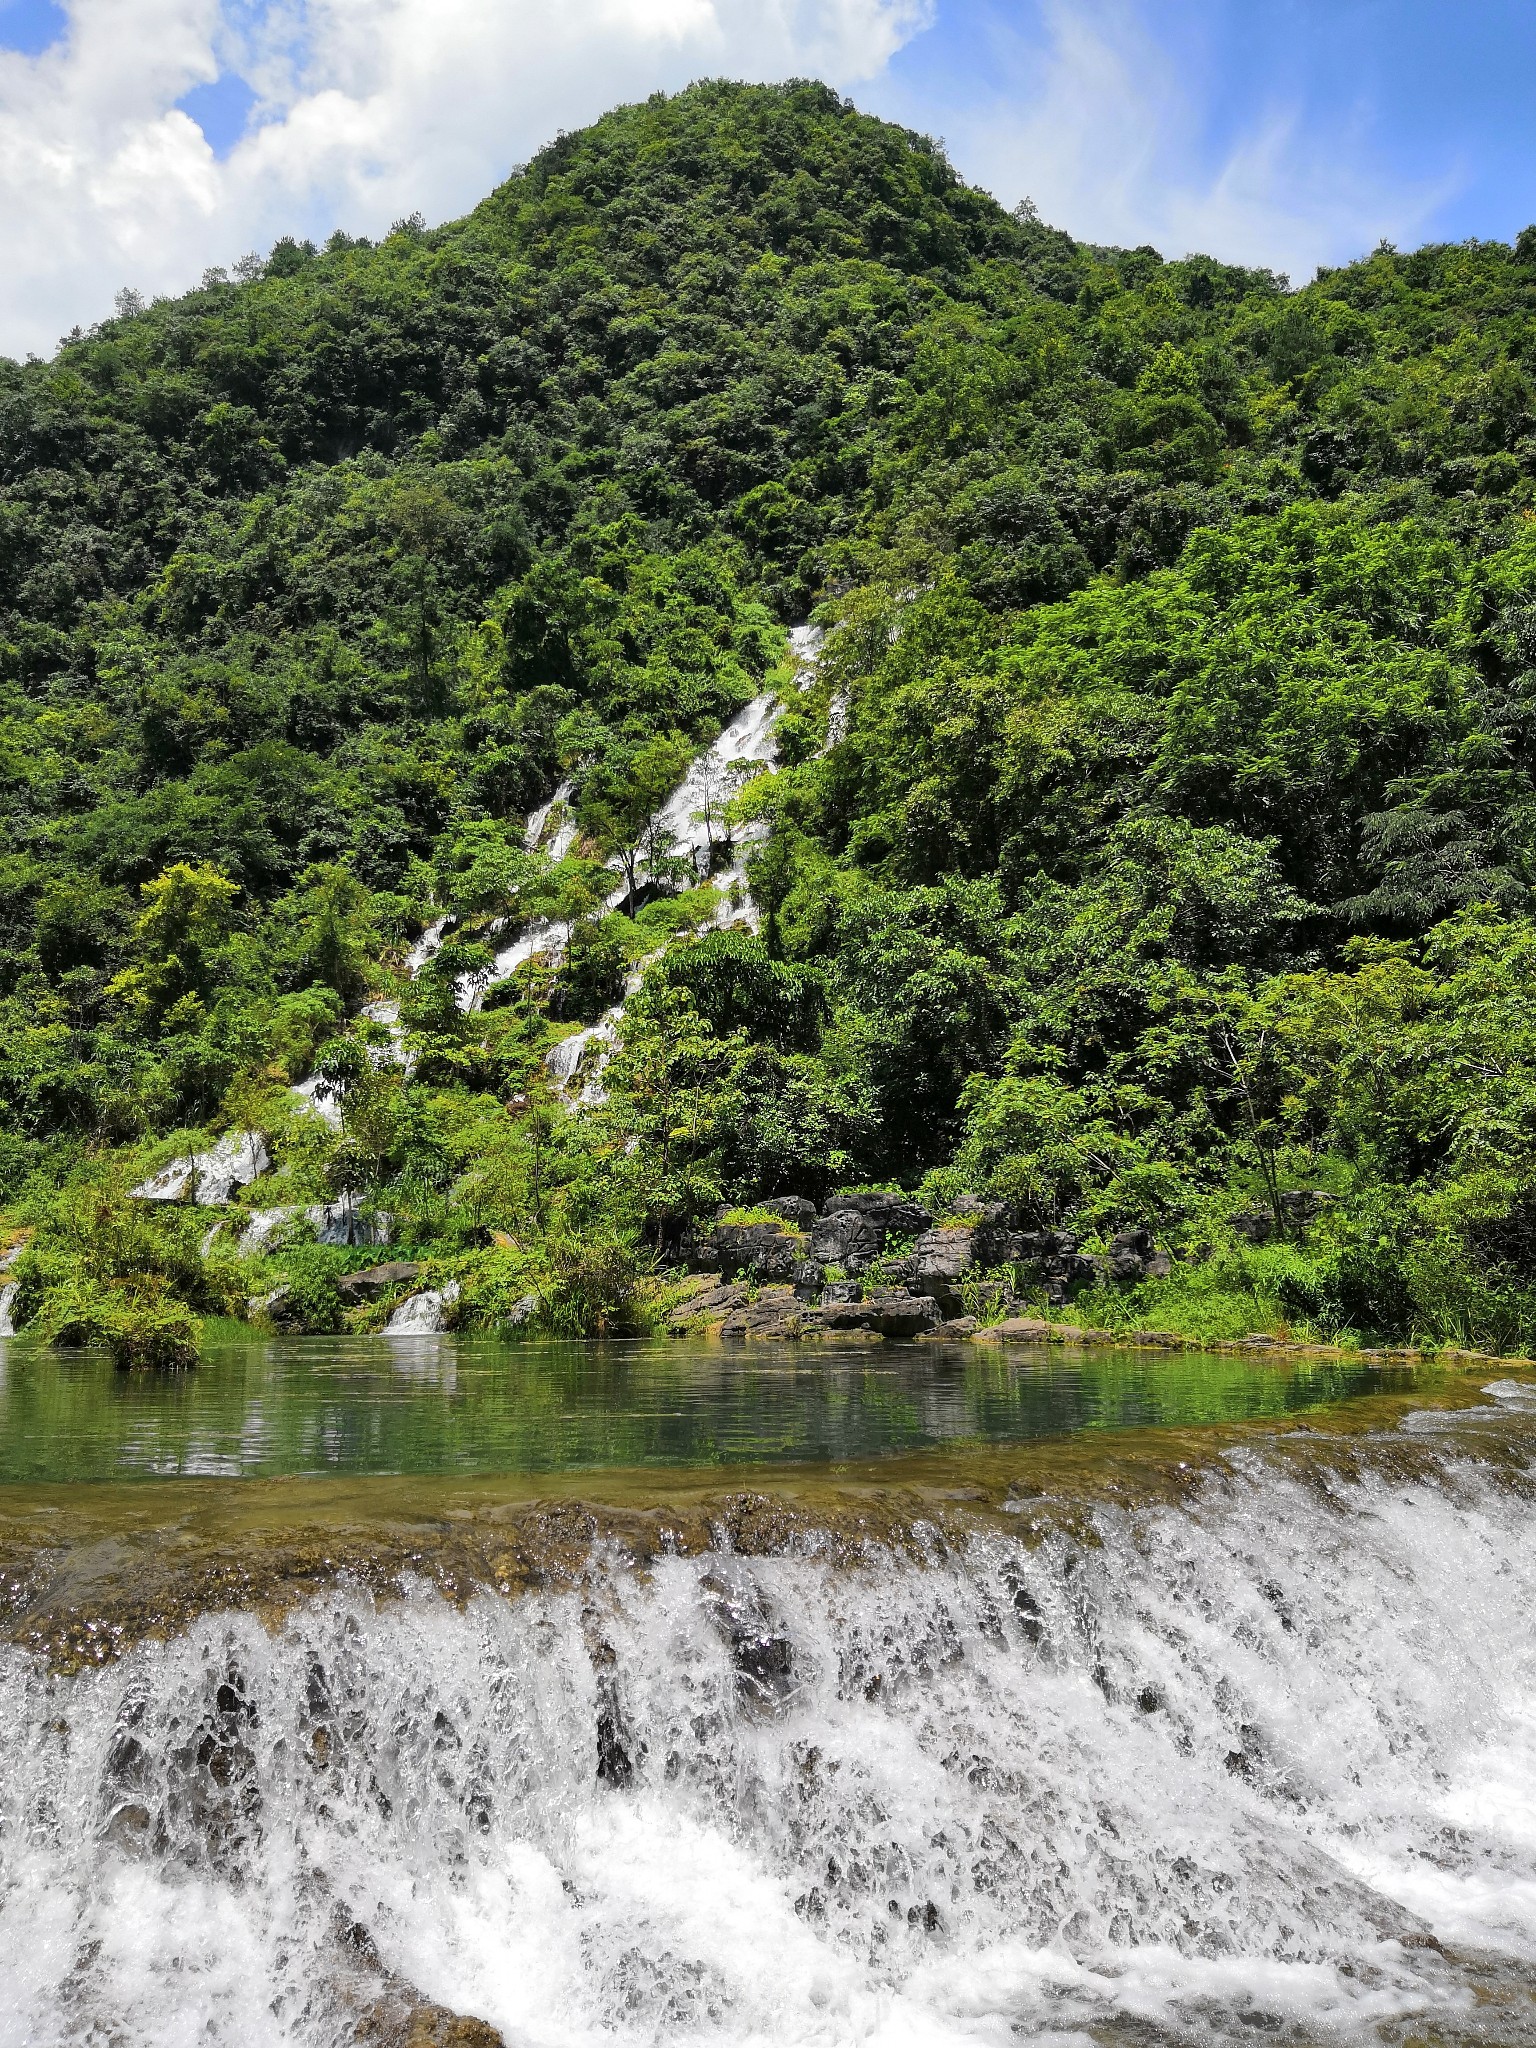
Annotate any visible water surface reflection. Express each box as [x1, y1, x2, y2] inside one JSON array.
[[0, 1333, 1436, 1484]]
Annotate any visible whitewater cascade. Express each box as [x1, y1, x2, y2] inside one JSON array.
[[287, 638, 815, 1113], [5, 1414, 1536, 2045]]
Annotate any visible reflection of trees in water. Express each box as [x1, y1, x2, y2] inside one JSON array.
[[0, 1340, 1420, 1487]]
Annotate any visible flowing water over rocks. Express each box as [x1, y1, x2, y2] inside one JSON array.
[[3, 1389, 1536, 2046]]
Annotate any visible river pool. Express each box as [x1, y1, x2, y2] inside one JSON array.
[[0, 1330, 1437, 1483]]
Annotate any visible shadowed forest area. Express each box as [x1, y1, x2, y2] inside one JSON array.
[[7, 78, 1536, 1354]]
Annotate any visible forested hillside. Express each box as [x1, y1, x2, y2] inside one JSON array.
[[7, 77, 1536, 1353]]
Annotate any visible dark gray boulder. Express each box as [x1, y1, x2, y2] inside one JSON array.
[[813, 1288, 942, 1340], [337, 1261, 423, 1301], [822, 1189, 933, 1236], [685, 1215, 808, 1282], [809, 1207, 886, 1273]]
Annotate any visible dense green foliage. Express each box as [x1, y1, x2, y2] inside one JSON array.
[[8, 78, 1536, 1347]]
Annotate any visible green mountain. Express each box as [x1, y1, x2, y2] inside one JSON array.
[[6, 77, 1536, 1352]]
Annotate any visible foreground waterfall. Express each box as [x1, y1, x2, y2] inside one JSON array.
[[6, 1420, 1536, 2045]]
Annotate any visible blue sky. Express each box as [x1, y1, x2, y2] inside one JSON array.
[[1, 0, 1534, 356], [866, 0, 1536, 276]]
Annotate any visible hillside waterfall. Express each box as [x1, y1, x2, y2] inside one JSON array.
[[6, 1410, 1536, 2044]]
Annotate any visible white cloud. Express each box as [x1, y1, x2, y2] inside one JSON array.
[[0, 0, 932, 358], [897, 0, 1457, 283]]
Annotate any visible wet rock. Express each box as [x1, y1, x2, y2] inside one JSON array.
[[236, 1205, 302, 1256], [384, 1281, 459, 1335], [354, 1986, 506, 2047], [309, 1201, 393, 1249], [132, 1130, 269, 1206], [240, 1200, 395, 1254], [595, 1677, 633, 1788], [700, 1571, 796, 1716], [337, 1262, 423, 1301]]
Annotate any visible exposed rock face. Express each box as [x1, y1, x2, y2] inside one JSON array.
[[904, 1225, 995, 1313], [236, 1206, 301, 1256], [809, 1189, 935, 1275], [132, 1130, 269, 1205], [809, 1207, 886, 1273], [310, 1201, 393, 1249], [665, 1280, 753, 1332], [700, 1569, 797, 1716], [1231, 1192, 1333, 1245], [812, 1288, 942, 1340], [1021, 1232, 1102, 1304], [668, 1279, 944, 1342], [762, 1194, 817, 1228], [235, 1203, 393, 1256], [337, 1262, 423, 1302], [711, 1221, 806, 1282], [1099, 1225, 1173, 1285], [824, 1190, 934, 1235]]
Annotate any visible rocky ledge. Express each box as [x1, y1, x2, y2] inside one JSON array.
[[665, 1279, 974, 1343], [679, 1189, 1172, 1320]]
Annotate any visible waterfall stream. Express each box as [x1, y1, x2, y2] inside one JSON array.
[[5, 1415, 1536, 2045]]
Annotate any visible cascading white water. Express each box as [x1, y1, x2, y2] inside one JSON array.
[[0, 1281, 17, 1337], [6, 1424, 1536, 2046], [525, 780, 579, 863]]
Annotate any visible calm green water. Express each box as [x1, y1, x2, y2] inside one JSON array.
[[0, 1333, 1436, 1483]]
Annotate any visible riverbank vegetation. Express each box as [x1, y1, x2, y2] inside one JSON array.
[[7, 80, 1536, 1355]]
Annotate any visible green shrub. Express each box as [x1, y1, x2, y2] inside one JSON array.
[[536, 1232, 653, 1336], [37, 1279, 201, 1370]]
